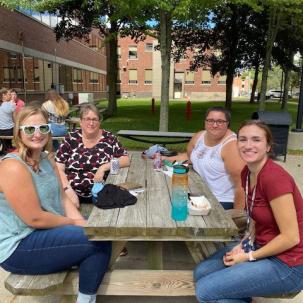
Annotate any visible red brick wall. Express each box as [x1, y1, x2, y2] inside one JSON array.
[[118, 35, 227, 98], [118, 36, 154, 96]]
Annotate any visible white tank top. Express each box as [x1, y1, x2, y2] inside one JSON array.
[[190, 131, 237, 204]]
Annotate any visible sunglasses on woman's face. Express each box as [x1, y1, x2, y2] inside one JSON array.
[[19, 124, 51, 136]]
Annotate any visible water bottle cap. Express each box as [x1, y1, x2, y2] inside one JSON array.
[[173, 165, 188, 174]]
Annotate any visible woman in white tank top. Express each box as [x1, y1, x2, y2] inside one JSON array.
[[163, 106, 245, 210]]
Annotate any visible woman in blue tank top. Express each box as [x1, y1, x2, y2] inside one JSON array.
[[0, 105, 111, 303]]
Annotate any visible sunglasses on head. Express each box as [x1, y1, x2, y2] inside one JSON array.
[[19, 124, 51, 136]]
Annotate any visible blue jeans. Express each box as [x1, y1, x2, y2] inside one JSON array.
[[194, 243, 303, 303], [0, 225, 111, 295]]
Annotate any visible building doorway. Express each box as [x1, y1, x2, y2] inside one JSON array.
[[174, 72, 184, 99]]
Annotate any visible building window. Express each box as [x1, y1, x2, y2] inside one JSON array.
[[117, 69, 121, 83], [17, 67, 27, 83], [201, 70, 211, 85], [144, 69, 152, 84], [34, 67, 40, 82], [117, 46, 121, 59], [73, 69, 83, 83], [185, 70, 195, 84], [90, 72, 99, 84], [9, 53, 17, 60], [129, 69, 137, 84], [145, 43, 153, 52], [218, 75, 226, 85], [128, 46, 137, 59], [3, 67, 14, 82]]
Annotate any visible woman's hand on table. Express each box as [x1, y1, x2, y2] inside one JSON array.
[[65, 187, 80, 209]]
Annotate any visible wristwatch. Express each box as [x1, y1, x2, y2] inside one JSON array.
[[63, 186, 70, 191], [248, 251, 256, 262]]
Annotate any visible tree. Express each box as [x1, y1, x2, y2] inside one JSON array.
[[125, 0, 216, 131], [173, 2, 260, 110], [272, 10, 303, 110], [257, 0, 303, 110]]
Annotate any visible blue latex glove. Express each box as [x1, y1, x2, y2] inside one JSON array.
[[92, 182, 104, 203]]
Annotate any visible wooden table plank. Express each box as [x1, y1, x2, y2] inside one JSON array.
[[85, 159, 131, 238], [115, 152, 147, 237], [146, 159, 177, 237]]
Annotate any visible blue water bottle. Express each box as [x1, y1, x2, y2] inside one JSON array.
[[171, 165, 188, 221]]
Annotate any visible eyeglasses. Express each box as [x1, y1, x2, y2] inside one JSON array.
[[205, 119, 228, 126], [82, 117, 100, 123], [20, 124, 51, 136]]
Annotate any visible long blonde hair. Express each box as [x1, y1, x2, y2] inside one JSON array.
[[14, 105, 53, 168], [45, 89, 69, 116]]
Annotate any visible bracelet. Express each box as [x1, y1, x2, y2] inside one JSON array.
[[63, 186, 70, 191], [248, 251, 256, 262]]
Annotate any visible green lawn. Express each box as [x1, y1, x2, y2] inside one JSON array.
[[95, 99, 299, 151]]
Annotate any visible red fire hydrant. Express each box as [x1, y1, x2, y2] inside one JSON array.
[[186, 96, 192, 120], [151, 97, 155, 114]]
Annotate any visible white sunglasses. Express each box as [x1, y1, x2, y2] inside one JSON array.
[[19, 124, 51, 136]]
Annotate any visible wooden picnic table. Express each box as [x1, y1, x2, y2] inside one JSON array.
[[85, 151, 238, 274], [117, 130, 194, 145]]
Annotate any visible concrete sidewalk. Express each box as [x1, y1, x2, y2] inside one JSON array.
[[0, 155, 302, 303]]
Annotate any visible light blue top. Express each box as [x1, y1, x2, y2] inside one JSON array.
[[0, 102, 15, 129], [0, 153, 64, 263]]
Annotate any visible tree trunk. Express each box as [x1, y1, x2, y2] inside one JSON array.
[[281, 67, 291, 111], [224, 5, 240, 110], [225, 71, 234, 110], [281, 51, 295, 110], [250, 62, 259, 104], [159, 9, 172, 132], [107, 22, 118, 116], [259, 7, 281, 110]]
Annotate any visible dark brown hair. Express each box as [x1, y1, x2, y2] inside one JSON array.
[[205, 106, 231, 126]]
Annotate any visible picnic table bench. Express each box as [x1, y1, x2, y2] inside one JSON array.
[[117, 130, 194, 145]]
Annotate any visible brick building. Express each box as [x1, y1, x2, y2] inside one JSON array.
[[117, 36, 246, 100], [0, 6, 107, 103]]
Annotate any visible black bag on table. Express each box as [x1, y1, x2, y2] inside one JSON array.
[[94, 184, 137, 209]]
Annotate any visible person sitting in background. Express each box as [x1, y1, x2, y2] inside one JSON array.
[[9, 89, 24, 114], [42, 89, 69, 137], [0, 105, 111, 303], [163, 106, 245, 210], [55, 104, 130, 207], [0, 88, 15, 154], [194, 120, 303, 302]]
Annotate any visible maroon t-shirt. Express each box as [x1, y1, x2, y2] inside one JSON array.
[[241, 158, 303, 266]]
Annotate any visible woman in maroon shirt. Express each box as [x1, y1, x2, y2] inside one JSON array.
[[194, 120, 303, 303]]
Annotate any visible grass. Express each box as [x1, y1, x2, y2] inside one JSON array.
[[92, 99, 300, 151]]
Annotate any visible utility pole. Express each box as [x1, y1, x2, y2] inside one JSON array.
[[292, 58, 303, 132], [19, 31, 27, 103]]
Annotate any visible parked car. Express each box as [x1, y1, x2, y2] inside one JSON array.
[[266, 89, 291, 99]]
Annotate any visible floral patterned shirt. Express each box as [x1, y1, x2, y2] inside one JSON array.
[[55, 129, 127, 198]]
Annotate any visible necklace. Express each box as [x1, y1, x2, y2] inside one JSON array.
[[245, 172, 257, 228]]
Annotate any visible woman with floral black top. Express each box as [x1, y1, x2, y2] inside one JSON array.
[[55, 104, 130, 208]]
